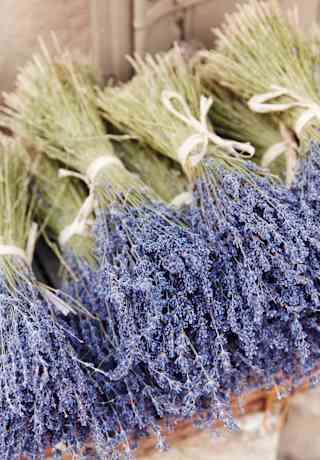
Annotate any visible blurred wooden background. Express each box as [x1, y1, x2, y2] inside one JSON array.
[[1, 1, 320, 459], [1, 0, 320, 91]]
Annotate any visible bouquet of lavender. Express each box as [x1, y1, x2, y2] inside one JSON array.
[[198, 0, 320, 189], [201, 0, 320, 145], [99, 46, 320, 393], [197, 0, 320, 245], [4, 45, 236, 450], [5, 41, 320, 457], [0, 137, 124, 460], [32, 154, 233, 452]]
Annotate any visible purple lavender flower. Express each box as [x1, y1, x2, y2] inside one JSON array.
[[291, 142, 320, 216], [0, 268, 126, 460], [63, 158, 319, 457]]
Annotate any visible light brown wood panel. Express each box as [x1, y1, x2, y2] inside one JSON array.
[[0, 0, 91, 92], [0, 0, 319, 90], [185, 0, 247, 46], [91, 0, 132, 82], [281, 0, 320, 28]]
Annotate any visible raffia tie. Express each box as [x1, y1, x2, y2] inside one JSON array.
[[0, 222, 38, 266], [0, 223, 75, 316], [58, 156, 123, 246], [262, 124, 299, 187], [170, 191, 193, 208], [161, 90, 255, 172], [248, 85, 320, 136]]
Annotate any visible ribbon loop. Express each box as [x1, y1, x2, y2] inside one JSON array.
[[248, 85, 320, 135], [0, 222, 38, 266], [248, 86, 301, 113], [162, 90, 255, 171], [58, 155, 123, 246]]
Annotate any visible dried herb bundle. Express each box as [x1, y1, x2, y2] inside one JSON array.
[[98, 45, 320, 396], [201, 0, 320, 149], [3, 35, 320, 459], [201, 82, 296, 181], [99, 46, 254, 181], [4, 46, 235, 453], [199, 0, 320, 242], [0, 138, 118, 460]]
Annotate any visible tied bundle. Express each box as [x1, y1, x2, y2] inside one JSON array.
[[200, 0, 320, 189], [0, 138, 118, 460], [2, 34, 320, 459], [4, 45, 234, 453], [200, 83, 297, 183], [99, 46, 255, 180], [99, 46, 320, 395]]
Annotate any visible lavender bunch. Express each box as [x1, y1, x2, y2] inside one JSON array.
[[0, 138, 128, 460], [199, 0, 320, 234], [66, 163, 320, 441], [33, 154, 238, 451], [98, 46, 320, 390], [200, 0, 320, 148], [3, 42, 187, 209], [185, 160, 320, 387], [6, 42, 320, 454], [5, 45, 238, 450]]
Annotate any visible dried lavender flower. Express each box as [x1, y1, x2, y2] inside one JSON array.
[[98, 43, 319, 396], [0, 138, 124, 459]]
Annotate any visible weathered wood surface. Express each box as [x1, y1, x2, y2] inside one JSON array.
[[1, 0, 319, 89], [0, 0, 91, 92]]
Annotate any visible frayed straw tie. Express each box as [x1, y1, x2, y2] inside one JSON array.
[[162, 91, 255, 206], [248, 85, 320, 136], [248, 85, 320, 185], [58, 156, 123, 246], [262, 125, 299, 187], [162, 90, 255, 172], [0, 222, 38, 266]]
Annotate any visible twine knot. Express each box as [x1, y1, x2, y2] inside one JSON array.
[[58, 156, 122, 246], [0, 222, 38, 266], [248, 85, 320, 136], [162, 90, 255, 171]]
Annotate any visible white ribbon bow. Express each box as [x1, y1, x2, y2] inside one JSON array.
[[248, 85, 320, 136], [58, 156, 122, 246], [161, 90, 255, 171]]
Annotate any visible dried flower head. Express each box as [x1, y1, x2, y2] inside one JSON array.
[[0, 138, 123, 459]]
